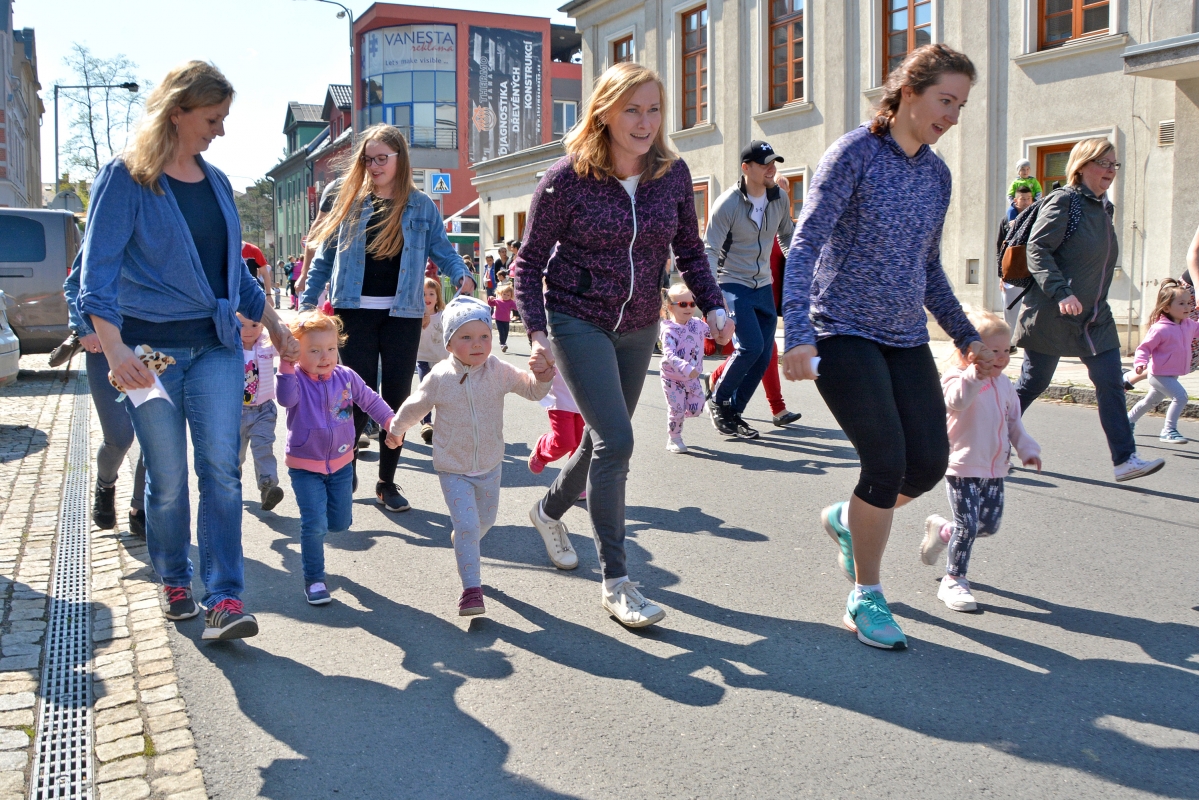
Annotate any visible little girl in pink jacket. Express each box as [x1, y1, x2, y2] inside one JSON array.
[[659, 284, 709, 454], [1128, 279, 1199, 444], [920, 309, 1041, 613]]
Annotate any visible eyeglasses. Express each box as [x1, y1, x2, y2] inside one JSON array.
[[1092, 158, 1121, 171], [671, 301, 696, 308], [361, 152, 399, 166]]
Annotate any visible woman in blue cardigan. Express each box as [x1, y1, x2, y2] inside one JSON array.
[[80, 61, 298, 642], [302, 124, 473, 513]]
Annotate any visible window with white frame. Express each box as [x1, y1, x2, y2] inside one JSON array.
[[553, 100, 578, 137]]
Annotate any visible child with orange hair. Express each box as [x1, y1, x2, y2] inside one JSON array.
[[277, 311, 395, 605]]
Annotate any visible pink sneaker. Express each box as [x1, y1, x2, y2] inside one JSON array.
[[578, 490, 587, 501], [528, 454, 545, 474], [458, 587, 485, 616]]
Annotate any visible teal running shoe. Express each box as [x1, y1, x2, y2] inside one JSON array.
[[820, 502, 855, 583], [844, 590, 908, 650]]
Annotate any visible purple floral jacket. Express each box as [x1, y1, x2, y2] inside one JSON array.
[[512, 155, 724, 335]]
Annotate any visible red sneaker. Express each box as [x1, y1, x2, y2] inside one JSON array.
[[528, 455, 545, 474], [458, 587, 485, 617]]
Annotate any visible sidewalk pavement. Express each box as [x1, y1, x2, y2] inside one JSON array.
[[0, 355, 207, 800]]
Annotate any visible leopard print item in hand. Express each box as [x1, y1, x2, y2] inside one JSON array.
[[108, 345, 176, 393]]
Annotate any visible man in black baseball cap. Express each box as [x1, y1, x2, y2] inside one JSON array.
[[741, 139, 785, 165], [703, 139, 799, 439]]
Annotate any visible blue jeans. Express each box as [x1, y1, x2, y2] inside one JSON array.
[[712, 283, 777, 415], [288, 464, 354, 584], [126, 344, 245, 606], [1015, 346, 1134, 466]]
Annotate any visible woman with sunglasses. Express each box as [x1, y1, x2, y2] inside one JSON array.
[[302, 124, 474, 512], [1013, 138, 1165, 483]]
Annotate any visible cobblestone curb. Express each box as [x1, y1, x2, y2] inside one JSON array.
[[87, 373, 208, 799], [0, 365, 74, 799], [1042, 383, 1199, 418]]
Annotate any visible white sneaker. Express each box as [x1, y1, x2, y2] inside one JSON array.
[[921, 514, 950, 566], [601, 580, 665, 628], [528, 500, 579, 570], [666, 437, 687, 454], [937, 575, 977, 612], [1114, 452, 1165, 482]]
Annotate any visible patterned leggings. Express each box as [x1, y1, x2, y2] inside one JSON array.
[[662, 377, 706, 437], [438, 465, 501, 590], [944, 476, 1005, 578]]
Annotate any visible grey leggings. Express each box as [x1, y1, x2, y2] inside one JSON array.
[[86, 351, 145, 509], [944, 476, 1004, 578], [439, 465, 501, 590], [1128, 374, 1188, 434], [541, 311, 659, 580]]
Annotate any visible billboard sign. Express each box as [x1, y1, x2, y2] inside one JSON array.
[[362, 24, 456, 77], [468, 26, 543, 163]]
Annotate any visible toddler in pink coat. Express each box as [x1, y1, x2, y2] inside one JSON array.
[[920, 309, 1041, 613], [1128, 279, 1199, 444]]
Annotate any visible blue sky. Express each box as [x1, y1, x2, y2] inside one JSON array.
[[22, 0, 572, 192]]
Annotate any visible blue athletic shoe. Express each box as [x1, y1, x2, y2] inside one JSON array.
[[820, 502, 855, 583], [844, 590, 907, 650]]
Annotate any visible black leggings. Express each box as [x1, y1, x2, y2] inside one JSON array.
[[336, 308, 422, 484], [815, 336, 949, 509]]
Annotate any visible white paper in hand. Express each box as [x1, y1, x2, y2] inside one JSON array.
[[125, 375, 174, 408]]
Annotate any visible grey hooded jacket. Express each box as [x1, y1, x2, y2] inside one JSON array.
[[704, 177, 795, 289]]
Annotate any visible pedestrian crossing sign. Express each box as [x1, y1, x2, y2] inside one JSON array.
[[431, 173, 452, 194]]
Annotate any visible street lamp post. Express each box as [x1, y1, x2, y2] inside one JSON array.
[[53, 81, 139, 194], [297, 0, 356, 138]]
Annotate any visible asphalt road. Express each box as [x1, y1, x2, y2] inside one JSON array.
[[167, 345, 1199, 799]]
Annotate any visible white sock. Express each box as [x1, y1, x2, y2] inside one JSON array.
[[603, 576, 629, 593], [839, 501, 851, 530], [855, 583, 882, 600]]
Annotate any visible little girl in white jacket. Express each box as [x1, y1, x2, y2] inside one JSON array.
[[920, 309, 1041, 613]]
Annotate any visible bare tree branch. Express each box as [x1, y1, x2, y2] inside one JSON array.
[[60, 43, 146, 180]]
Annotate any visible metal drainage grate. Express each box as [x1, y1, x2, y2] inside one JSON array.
[[30, 372, 94, 799]]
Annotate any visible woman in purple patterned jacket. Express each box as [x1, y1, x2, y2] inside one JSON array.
[[513, 62, 732, 629]]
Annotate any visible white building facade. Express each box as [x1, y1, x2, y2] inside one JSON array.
[[0, 1, 41, 208], [477, 0, 1199, 349]]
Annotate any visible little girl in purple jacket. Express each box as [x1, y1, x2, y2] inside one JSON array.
[[277, 311, 395, 605]]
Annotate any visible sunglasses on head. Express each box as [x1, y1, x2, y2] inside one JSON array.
[[672, 301, 696, 308]]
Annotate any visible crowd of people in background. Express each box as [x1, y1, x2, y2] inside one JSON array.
[[61, 42, 1188, 652]]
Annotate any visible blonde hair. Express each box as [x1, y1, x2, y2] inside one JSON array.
[[660, 282, 692, 320], [952, 306, 1010, 367], [564, 62, 678, 182], [287, 309, 347, 346], [124, 61, 235, 194], [1065, 138, 1115, 187], [423, 277, 446, 313], [307, 124, 415, 259], [497, 283, 515, 301], [1147, 278, 1190, 326]]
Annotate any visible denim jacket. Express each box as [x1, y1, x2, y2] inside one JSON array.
[[78, 157, 265, 353], [64, 253, 90, 336], [300, 189, 467, 318]]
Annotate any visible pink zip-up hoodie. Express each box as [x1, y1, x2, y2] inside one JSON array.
[[943, 364, 1040, 479], [1133, 317, 1199, 377]]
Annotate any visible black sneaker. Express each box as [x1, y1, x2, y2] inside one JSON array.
[[709, 402, 737, 436], [260, 484, 285, 512], [202, 598, 259, 641], [376, 481, 411, 512], [733, 414, 760, 440], [772, 409, 802, 426], [93, 482, 116, 530], [128, 509, 146, 537], [163, 585, 199, 621]]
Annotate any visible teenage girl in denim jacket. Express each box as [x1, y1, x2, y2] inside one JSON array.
[[302, 124, 474, 514]]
